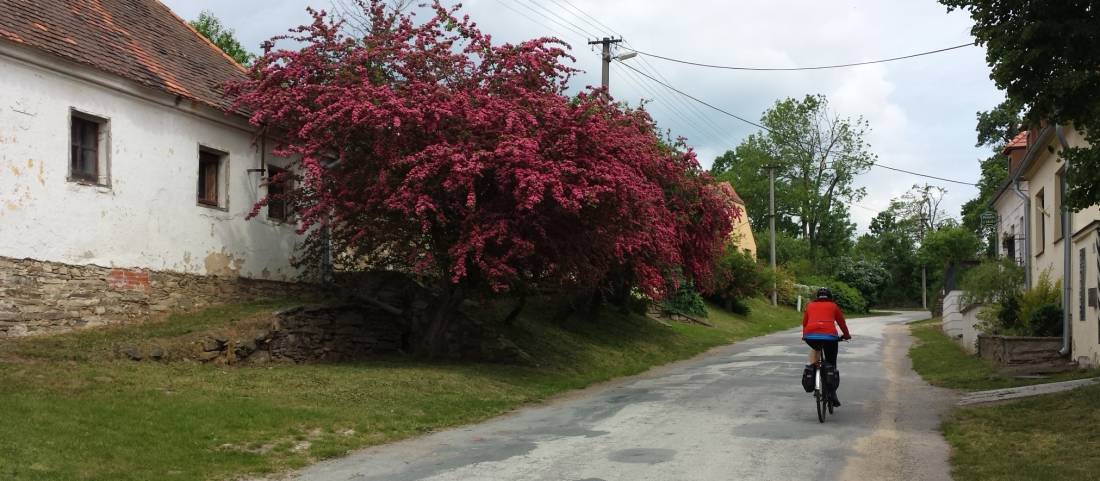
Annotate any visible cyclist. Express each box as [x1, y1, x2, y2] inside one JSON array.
[[802, 287, 850, 407]]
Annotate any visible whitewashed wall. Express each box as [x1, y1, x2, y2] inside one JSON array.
[[0, 50, 302, 281]]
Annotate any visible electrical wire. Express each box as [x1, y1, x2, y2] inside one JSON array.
[[541, 0, 733, 144], [622, 43, 974, 71], [616, 60, 979, 187]]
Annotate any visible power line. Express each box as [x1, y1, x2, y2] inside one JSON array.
[[519, 0, 598, 40], [623, 43, 974, 71], [615, 60, 978, 186], [870, 163, 978, 186], [493, 0, 573, 40], [511, 0, 591, 40]]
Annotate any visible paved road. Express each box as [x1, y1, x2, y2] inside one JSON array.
[[280, 312, 956, 481]]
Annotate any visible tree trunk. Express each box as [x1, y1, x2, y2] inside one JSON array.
[[422, 285, 463, 359], [503, 295, 527, 326]]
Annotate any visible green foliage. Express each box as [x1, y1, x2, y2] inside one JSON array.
[[190, 11, 255, 66], [833, 256, 891, 307], [960, 258, 1024, 306], [712, 94, 873, 261], [919, 227, 981, 266], [856, 209, 922, 306], [1016, 270, 1062, 336], [976, 268, 1063, 336], [660, 281, 708, 318], [803, 275, 868, 313], [942, 0, 1100, 208], [706, 245, 768, 301], [763, 266, 799, 306]]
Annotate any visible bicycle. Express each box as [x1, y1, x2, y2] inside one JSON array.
[[811, 345, 834, 423], [810, 339, 847, 423]]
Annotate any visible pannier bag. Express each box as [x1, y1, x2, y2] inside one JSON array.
[[822, 363, 840, 391], [801, 365, 815, 392]]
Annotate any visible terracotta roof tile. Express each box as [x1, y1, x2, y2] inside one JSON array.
[[0, 0, 247, 112], [1003, 131, 1028, 153]]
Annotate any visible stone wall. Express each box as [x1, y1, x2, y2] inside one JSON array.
[[977, 334, 1074, 374], [0, 256, 313, 337]]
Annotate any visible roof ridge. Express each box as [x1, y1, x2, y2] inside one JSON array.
[[153, 0, 249, 74]]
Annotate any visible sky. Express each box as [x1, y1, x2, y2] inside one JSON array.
[[164, 0, 1003, 232]]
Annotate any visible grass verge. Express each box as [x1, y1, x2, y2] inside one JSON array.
[[943, 382, 1100, 481], [0, 297, 798, 481], [907, 317, 1097, 391], [908, 317, 1100, 481]]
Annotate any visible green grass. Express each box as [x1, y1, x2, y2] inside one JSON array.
[[907, 317, 1098, 391], [0, 297, 799, 481], [944, 382, 1100, 481]]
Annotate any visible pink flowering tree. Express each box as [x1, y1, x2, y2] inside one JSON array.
[[230, 1, 736, 353]]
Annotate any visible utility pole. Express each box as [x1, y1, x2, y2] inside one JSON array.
[[768, 165, 777, 306], [588, 37, 623, 92], [920, 211, 928, 311]]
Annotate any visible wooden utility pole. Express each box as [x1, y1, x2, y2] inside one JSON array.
[[769, 165, 777, 306], [588, 37, 622, 91]]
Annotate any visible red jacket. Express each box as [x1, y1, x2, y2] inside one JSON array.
[[802, 300, 849, 338]]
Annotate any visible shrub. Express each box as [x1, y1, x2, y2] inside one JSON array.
[[960, 258, 1025, 306], [834, 257, 891, 307], [661, 281, 708, 318], [705, 245, 768, 301], [727, 297, 751, 316], [1017, 269, 1062, 335], [803, 276, 868, 313], [1028, 303, 1063, 337]]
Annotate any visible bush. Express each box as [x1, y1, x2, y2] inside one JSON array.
[[803, 276, 868, 313], [727, 297, 751, 316], [834, 257, 891, 307], [661, 281, 708, 318], [960, 258, 1025, 306], [977, 268, 1063, 336], [705, 246, 768, 301]]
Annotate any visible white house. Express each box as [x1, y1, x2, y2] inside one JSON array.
[[0, 0, 304, 335]]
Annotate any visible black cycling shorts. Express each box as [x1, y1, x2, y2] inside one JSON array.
[[804, 339, 838, 365]]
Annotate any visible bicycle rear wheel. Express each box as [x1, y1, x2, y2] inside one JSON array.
[[815, 390, 826, 423]]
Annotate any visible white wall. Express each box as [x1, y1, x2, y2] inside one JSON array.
[[994, 181, 1027, 266], [0, 50, 302, 281]]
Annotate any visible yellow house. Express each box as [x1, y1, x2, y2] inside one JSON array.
[[722, 183, 757, 258], [1014, 125, 1100, 367]]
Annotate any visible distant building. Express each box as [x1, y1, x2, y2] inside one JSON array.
[[0, 0, 302, 336], [723, 184, 757, 258]]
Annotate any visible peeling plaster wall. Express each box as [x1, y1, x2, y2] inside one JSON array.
[[0, 53, 301, 281]]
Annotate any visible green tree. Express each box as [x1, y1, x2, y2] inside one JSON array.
[[942, 0, 1100, 209], [918, 226, 981, 267], [190, 11, 255, 66], [854, 209, 922, 306], [712, 94, 874, 261]]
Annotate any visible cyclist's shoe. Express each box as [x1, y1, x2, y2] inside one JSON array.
[[830, 393, 841, 407]]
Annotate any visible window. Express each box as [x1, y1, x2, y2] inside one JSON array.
[[1035, 188, 1045, 255], [266, 165, 291, 222], [197, 148, 225, 208], [1055, 168, 1065, 241], [1080, 248, 1086, 323], [69, 110, 108, 185]]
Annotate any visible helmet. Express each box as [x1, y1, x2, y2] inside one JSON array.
[[816, 287, 832, 300]]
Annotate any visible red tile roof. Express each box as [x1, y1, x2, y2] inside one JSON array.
[[0, 0, 247, 112], [1003, 131, 1028, 153]]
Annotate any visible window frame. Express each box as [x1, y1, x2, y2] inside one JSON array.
[[1054, 168, 1066, 242], [265, 165, 293, 223], [196, 146, 229, 210], [1035, 188, 1046, 256], [68, 109, 110, 186]]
